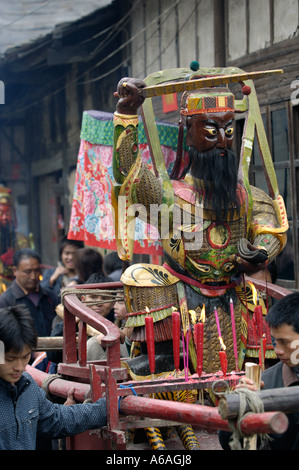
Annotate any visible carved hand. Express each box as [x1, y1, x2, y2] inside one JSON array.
[[114, 77, 146, 115], [230, 238, 269, 274]]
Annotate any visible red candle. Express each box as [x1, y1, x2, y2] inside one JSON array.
[[258, 335, 267, 370], [219, 349, 228, 377], [145, 315, 155, 374], [172, 311, 181, 371], [254, 305, 263, 338], [194, 322, 204, 377]]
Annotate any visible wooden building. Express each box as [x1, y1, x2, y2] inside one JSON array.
[[0, 0, 298, 290], [0, 0, 125, 265], [127, 0, 299, 290]]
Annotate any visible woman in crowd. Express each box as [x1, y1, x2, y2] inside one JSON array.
[[73, 247, 107, 285], [41, 237, 83, 298]]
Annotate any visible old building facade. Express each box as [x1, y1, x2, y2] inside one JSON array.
[[127, 0, 299, 290]]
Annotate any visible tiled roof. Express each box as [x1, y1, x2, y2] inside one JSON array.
[[0, 0, 113, 55]]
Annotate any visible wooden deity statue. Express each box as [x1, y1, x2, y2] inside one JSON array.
[[0, 186, 30, 292], [112, 64, 288, 380]]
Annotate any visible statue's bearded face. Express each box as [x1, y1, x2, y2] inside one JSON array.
[[0, 203, 12, 227], [186, 111, 239, 223], [0, 202, 16, 254], [185, 111, 235, 154]]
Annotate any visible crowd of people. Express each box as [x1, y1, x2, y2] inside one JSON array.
[[1, 239, 299, 450], [0, 237, 134, 450], [0, 238, 132, 365]]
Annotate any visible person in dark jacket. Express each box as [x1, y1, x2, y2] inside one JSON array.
[[0, 304, 107, 450], [219, 292, 299, 450], [0, 248, 59, 337]]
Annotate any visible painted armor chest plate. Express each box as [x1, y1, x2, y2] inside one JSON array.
[[161, 178, 248, 286]]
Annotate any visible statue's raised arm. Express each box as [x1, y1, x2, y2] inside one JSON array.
[[114, 77, 146, 116], [112, 77, 162, 260]]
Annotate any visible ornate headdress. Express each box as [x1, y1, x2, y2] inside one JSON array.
[[180, 87, 235, 117], [0, 186, 12, 205]]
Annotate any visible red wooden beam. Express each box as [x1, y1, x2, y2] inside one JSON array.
[[26, 366, 288, 437], [63, 292, 121, 368], [78, 320, 87, 367], [27, 365, 90, 403], [63, 305, 77, 364], [246, 277, 291, 300], [63, 293, 120, 349], [119, 395, 288, 436]]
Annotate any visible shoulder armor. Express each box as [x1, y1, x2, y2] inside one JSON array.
[[121, 263, 180, 287], [250, 185, 273, 205]]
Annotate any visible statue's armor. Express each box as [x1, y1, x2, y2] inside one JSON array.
[[121, 178, 278, 376], [113, 112, 285, 377]]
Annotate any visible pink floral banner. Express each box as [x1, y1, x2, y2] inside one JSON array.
[[68, 112, 179, 256]]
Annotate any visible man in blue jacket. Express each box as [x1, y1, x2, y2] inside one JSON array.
[[0, 304, 107, 450], [0, 248, 59, 337]]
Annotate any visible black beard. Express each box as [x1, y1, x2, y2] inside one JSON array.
[[185, 283, 240, 314], [188, 146, 240, 223]]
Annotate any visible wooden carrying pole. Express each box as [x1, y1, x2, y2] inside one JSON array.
[[37, 336, 64, 350], [218, 372, 299, 419], [219, 383, 299, 419], [26, 365, 288, 437], [119, 396, 287, 436]]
